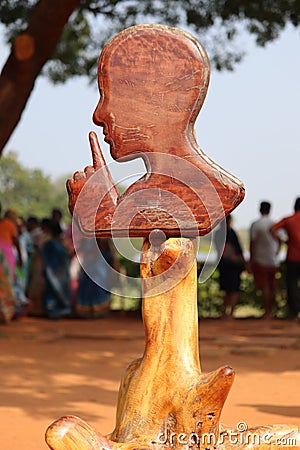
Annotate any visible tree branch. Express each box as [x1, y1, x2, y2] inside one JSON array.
[[0, 0, 80, 154]]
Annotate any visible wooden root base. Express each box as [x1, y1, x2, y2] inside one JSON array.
[[45, 238, 299, 450]]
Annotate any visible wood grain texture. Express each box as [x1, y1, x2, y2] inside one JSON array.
[[67, 24, 245, 238], [45, 238, 299, 450], [46, 415, 113, 450], [111, 237, 234, 446]]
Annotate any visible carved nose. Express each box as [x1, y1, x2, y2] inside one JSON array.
[[92, 99, 105, 126], [92, 108, 101, 125]]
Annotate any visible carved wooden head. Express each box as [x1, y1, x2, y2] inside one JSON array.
[[93, 24, 210, 162]]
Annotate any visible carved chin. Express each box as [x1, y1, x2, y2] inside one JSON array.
[[111, 138, 132, 158], [110, 143, 124, 161]]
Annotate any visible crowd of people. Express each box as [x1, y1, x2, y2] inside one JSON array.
[[215, 197, 300, 320], [0, 204, 116, 323], [0, 197, 300, 324]]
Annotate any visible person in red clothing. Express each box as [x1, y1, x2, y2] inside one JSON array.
[[0, 208, 23, 280], [271, 197, 300, 318]]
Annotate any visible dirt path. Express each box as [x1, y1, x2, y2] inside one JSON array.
[[0, 314, 299, 449]]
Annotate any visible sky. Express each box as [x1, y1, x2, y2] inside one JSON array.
[[1, 24, 300, 230]]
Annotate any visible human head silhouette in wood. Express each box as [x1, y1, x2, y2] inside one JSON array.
[[93, 25, 209, 160], [68, 24, 245, 237]]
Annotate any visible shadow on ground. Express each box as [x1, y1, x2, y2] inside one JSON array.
[[0, 314, 299, 424]]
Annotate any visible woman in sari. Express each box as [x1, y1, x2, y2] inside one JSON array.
[[0, 209, 23, 281], [75, 237, 116, 318], [40, 219, 71, 319], [0, 207, 22, 322]]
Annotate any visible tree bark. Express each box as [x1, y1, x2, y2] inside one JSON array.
[[0, 0, 80, 154]]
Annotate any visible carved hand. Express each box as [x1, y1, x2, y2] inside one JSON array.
[[67, 132, 118, 216]]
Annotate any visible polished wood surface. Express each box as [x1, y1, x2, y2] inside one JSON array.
[[67, 24, 245, 238], [45, 238, 299, 449]]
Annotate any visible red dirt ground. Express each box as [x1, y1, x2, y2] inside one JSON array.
[[0, 314, 299, 449]]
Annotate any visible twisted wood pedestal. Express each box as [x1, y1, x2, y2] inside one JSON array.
[[45, 238, 299, 450]]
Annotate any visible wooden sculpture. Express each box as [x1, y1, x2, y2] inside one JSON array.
[[45, 24, 299, 450], [67, 24, 244, 238]]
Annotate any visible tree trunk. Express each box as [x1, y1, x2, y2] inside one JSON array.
[[0, 0, 80, 154]]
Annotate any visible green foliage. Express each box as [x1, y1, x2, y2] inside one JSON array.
[[110, 257, 289, 317], [0, 0, 35, 31], [197, 266, 224, 318], [1, 0, 299, 82], [46, 11, 97, 83], [197, 263, 289, 318], [107, 253, 291, 317], [119, 254, 140, 278], [0, 151, 70, 221]]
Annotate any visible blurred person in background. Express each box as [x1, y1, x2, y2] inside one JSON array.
[[75, 237, 117, 318], [0, 202, 16, 323], [40, 219, 71, 319], [0, 208, 23, 280], [271, 197, 300, 319], [214, 214, 246, 319], [250, 201, 280, 319], [13, 216, 30, 317], [51, 208, 66, 234], [25, 217, 45, 316]]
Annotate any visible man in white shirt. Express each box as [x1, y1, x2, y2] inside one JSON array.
[[250, 201, 280, 318]]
